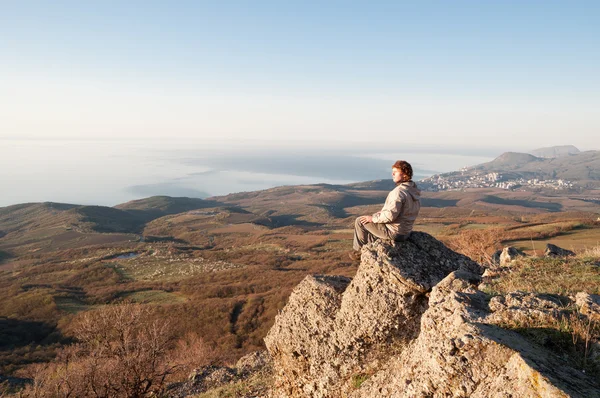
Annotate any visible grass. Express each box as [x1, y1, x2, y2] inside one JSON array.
[[351, 373, 369, 389], [495, 309, 600, 380], [483, 248, 600, 382], [484, 255, 600, 295]]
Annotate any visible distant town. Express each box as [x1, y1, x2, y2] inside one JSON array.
[[421, 170, 574, 192]]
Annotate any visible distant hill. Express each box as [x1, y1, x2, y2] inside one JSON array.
[[420, 150, 600, 192], [471, 150, 600, 182], [115, 196, 221, 222], [530, 145, 580, 158], [0, 202, 81, 235], [474, 152, 543, 171], [0, 202, 142, 256], [0, 202, 146, 236], [74, 205, 146, 233]]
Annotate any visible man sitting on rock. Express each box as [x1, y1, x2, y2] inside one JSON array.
[[350, 160, 421, 260]]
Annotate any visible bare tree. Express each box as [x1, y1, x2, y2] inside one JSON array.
[[21, 304, 184, 398]]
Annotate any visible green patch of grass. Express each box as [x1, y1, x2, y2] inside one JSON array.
[[485, 256, 600, 295], [351, 373, 369, 389]]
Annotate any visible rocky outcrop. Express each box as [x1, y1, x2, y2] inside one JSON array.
[[351, 272, 598, 398], [265, 232, 481, 397], [545, 243, 576, 257], [265, 232, 599, 397]]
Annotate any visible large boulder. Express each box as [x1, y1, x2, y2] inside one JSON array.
[[265, 232, 599, 397], [264, 232, 481, 397]]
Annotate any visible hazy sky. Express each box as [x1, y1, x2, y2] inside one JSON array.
[[1, 1, 599, 150]]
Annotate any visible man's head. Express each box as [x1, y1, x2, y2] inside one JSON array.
[[391, 160, 413, 184]]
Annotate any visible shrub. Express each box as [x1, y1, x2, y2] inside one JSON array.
[[444, 228, 504, 266], [20, 303, 212, 398]]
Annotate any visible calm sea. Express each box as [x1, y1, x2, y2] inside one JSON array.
[[0, 140, 495, 207]]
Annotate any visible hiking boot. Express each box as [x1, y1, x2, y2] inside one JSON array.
[[348, 251, 361, 261]]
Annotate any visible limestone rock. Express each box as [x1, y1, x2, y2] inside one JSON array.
[[487, 291, 569, 326], [265, 232, 480, 397], [265, 232, 599, 397], [353, 271, 598, 398], [545, 243, 576, 257], [500, 246, 527, 266], [575, 292, 600, 322]]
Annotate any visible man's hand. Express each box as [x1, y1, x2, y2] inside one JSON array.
[[359, 215, 373, 225]]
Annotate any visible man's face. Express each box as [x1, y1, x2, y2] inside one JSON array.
[[392, 167, 404, 183]]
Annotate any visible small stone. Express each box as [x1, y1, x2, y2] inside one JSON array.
[[545, 243, 575, 257], [499, 246, 527, 266]]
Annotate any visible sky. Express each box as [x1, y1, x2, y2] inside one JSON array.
[[1, 1, 599, 150]]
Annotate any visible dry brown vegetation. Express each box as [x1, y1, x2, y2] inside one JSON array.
[[18, 304, 214, 398], [1, 187, 599, 395], [443, 228, 504, 266]]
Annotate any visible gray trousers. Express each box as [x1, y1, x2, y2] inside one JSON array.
[[353, 217, 404, 250]]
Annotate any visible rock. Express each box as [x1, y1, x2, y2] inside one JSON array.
[[264, 232, 481, 397], [187, 365, 236, 386], [265, 232, 599, 397], [235, 350, 272, 376], [352, 271, 598, 398], [500, 246, 527, 266], [545, 243, 576, 257], [574, 293, 600, 366], [487, 292, 569, 327], [169, 352, 272, 398], [575, 292, 600, 322], [491, 249, 502, 265]]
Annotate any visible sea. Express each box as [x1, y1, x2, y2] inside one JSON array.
[[0, 139, 498, 207]]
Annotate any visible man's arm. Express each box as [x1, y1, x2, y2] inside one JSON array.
[[372, 190, 403, 223]]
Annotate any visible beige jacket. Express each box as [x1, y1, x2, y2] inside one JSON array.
[[371, 181, 421, 237]]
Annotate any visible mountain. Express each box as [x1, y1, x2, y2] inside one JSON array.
[[472, 150, 600, 181], [422, 150, 600, 191], [530, 145, 580, 158], [474, 152, 542, 171]]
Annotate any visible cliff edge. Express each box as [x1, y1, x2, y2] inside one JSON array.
[[265, 232, 599, 397]]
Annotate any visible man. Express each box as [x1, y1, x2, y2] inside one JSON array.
[[351, 160, 421, 259]]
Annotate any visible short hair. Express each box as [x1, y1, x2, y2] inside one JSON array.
[[392, 160, 413, 180]]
